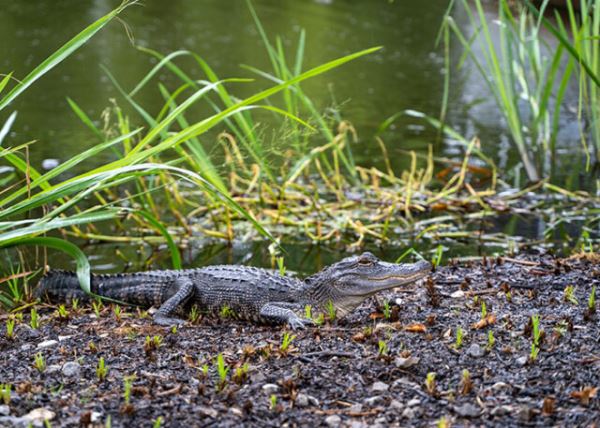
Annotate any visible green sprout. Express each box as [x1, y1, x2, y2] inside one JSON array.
[[5, 319, 15, 340], [113, 305, 122, 322], [92, 300, 103, 318], [153, 417, 163, 428], [219, 305, 235, 319], [96, 357, 108, 381], [232, 363, 249, 385], [530, 314, 541, 361], [564, 285, 579, 305], [382, 300, 391, 320], [425, 372, 436, 395], [588, 285, 597, 312], [215, 353, 229, 391], [200, 364, 209, 379], [455, 327, 464, 349], [280, 332, 296, 354], [170, 325, 177, 335], [326, 300, 336, 322], [460, 369, 472, 395], [313, 313, 325, 326], [377, 340, 388, 357], [188, 305, 200, 323], [30, 308, 40, 329], [481, 301, 487, 319], [304, 305, 312, 320], [487, 330, 495, 350], [0, 384, 11, 405], [269, 394, 278, 410], [71, 298, 79, 311], [432, 244, 444, 268], [276, 257, 286, 276], [144, 335, 163, 355], [34, 353, 46, 372], [505, 291, 512, 303], [57, 304, 69, 320], [123, 375, 136, 405]]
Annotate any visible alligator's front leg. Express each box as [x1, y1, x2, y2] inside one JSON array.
[[153, 278, 194, 326], [259, 303, 314, 330]]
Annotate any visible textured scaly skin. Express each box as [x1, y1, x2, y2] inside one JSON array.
[[36, 252, 431, 328]]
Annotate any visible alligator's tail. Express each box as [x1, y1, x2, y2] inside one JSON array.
[[35, 270, 165, 307]]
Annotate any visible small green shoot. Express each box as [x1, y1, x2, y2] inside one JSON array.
[[530, 314, 541, 362], [219, 305, 235, 319], [326, 300, 336, 322], [280, 332, 296, 354], [56, 304, 69, 320], [5, 319, 15, 340], [153, 417, 163, 428], [304, 305, 312, 320], [425, 372, 436, 395], [487, 330, 495, 350], [588, 285, 597, 312], [30, 308, 40, 329], [313, 313, 325, 326], [481, 301, 487, 319], [378, 340, 388, 357], [269, 394, 278, 410], [382, 300, 391, 320], [71, 298, 79, 311], [432, 244, 444, 268], [215, 353, 229, 391], [564, 285, 579, 305], [460, 369, 472, 395], [276, 257, 286, 276], [34, 352, 46, 372], [123, 375, 136, 405], [113, 305, 122, 322], [170, 325, 177, 335], [144, 335, 163, 355], [232, 363, 249, 385], [96, 357, 108, 381], [92, 300, 103, 318], [188, 305, 200, 323], [455, 327, 464, 349], [0, 384, 11, 405]]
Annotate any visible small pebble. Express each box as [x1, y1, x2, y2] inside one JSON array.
[[407, 398, 421, 407], [516, 356, 528, 367], [229, 407, 243, 417], [454, 403, 481, 417], [295, 393, 309, 407], [467, 343, 485, 358], [371, 381, 389, 393], [20, 344, 33, 352], [394, 356, 420, 368], [363, 396, 383, 406], [402, 407, 416, 419], [390, 400, 404, 411], [325, 414, 342, 427], [0, 405, 9, 416], [261, 384, 279, 395], [61, 361, 81, 378], [37, 340, 58, 349], [45, 364, 61, 375]]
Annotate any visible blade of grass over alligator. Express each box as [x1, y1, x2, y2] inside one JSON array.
[[36, 252, 431, 329]]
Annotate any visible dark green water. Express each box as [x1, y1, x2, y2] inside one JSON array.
[[0, 1, 592, 275]]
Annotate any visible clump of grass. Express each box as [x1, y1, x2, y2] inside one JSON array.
[[215, 353, 229, 392], [143, 335, 163, 357], [92, 300, 103, 318], [454, 327, 464, 349], [378, 340, 388, 357], [325, 300, 336, 322], [5, 319, 15, 340], [121, 375, 136, 414], [487, 330, 495, 350], [584, 285, 597, 321], [188, 305, 200, 323], [279, 332, 296, 355], [113, 305, 123, 322], [530, 314, 542, 362], [269, 394, 278, 411], [232, 363, 249, 385], [56, 304, 70, 321], [33, 353, 46, 373], [96, 357, 108, 381], [153, 417, 164, 428], [382, 300, 391, 320], [30, 308, 40, 329], [219, 305, 235, 319], [564, 285, 579, 305]]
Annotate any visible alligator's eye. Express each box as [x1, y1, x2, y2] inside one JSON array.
[[358, 258, 373, 266]]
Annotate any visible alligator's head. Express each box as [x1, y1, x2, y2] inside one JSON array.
[[305, 252, 431, 317]]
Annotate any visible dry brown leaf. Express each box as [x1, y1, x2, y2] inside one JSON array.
[[471, 314, 496, 330], [570, 386, 598, 405], [404, 323, 427, 333]]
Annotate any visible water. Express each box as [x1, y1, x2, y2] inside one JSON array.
[[0, 0, 593, 274]]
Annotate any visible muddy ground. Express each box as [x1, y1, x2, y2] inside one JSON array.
[[1, 252, 599, 427]]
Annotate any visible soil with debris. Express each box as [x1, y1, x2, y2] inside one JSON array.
[[1, 252, 599, 427]]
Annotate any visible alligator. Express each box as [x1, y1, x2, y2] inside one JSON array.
[[36, 252, 431, 329]]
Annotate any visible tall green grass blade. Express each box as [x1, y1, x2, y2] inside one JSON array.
[[67, 97, 104, 140], [0, 73, 12, 97], [11, 237, 91, 294], [0, 1, 133, 112], [135, 210, 181, 269], [0, 111, 17, 146]]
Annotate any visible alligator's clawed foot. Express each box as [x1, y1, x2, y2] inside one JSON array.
[[153, 314, 186, 327], [287, 316, 314, 330]]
